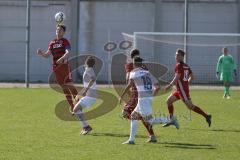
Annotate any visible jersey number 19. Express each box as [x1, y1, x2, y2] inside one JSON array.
[[141, 76, 152, 91]]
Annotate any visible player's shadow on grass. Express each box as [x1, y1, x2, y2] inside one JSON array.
[[186, 128, 240, 133], [161, 142, 216, 150], [90, 132, 147, 138]]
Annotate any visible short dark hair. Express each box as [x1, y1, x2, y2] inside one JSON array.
[[130, 49, 140, 59], [86, 56, 95, 67], [57, 24, 66, 32], [133, 56, 143, 66], [176, 48, 185, 57], [222, 47, 228, 52]]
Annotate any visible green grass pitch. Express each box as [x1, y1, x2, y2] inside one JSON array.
[[0, 88, 239, 160]]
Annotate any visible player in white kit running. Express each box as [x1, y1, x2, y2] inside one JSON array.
[[73, 56, 97, 135], [119, 56, 178, 144]]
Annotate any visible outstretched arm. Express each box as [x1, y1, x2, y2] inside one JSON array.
[[164, 73, 181, 91], [37, 49, 51, 58]]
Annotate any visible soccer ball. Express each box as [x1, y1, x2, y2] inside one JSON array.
[[55, 12, 66, 24]]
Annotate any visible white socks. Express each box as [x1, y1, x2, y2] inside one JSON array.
[[129, 120, 138, 142], [149, 117, 169, 125], [76, 112, 89, 128]]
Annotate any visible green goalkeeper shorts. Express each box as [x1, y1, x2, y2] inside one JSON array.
[[220, 72, 232, 82]]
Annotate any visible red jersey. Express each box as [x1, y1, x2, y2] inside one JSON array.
[[175, 62, 192, 94], [48, 38, 71, 67], [125, 63, 134, 73]]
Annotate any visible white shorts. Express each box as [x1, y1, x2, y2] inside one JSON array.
[[133, 98, 153, 117], [76, 96, 97, 109]]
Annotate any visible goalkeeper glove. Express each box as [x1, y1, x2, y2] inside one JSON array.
[[216, 72, 219, 79], [234, 69, 237, 77]]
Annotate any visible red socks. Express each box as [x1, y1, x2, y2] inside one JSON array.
[[168, 104, 174, 118], [68, 85, 78, 99], [62, 87, 74, 109]]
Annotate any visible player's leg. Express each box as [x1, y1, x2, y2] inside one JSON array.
[[73, 103, 90, 134], [223, 81, 228, 98], [140, 111, 156, 141], [55, 65, 75, 111], [66, 82, 78, 100], [184, 100, 212, 127], [222, 72, 232, 99], [73, 97, 96, 135], [62, 66, 79, 101], [148, 116, 170, 125], [122, 105, 155, 143], [61, 85, 75, 111], [166, 93, 180, 118], [162, 92, 181, 129], [138, 115, 157, 143], [224, 80, 231, 99], [220, 73, 227, 98], [146, 112, 180, 129], [122, 111, 140, 144], [141, 120, 157, 143], [123, 96, 156, 142], [136, 99, 158, 143]]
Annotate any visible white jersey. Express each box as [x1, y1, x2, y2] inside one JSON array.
[[129, 68, 157, 99], [83, 67, 97, 98], [129, 68, 157, 116]]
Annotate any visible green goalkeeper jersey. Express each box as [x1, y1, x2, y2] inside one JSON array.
[[216, 54, 236, 73]]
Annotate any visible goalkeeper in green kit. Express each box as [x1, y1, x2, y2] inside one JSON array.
[[216, 47, 237, 99]]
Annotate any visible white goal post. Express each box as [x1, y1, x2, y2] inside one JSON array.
[[124, 32, 240, 85], [133, 32, 240, 48]]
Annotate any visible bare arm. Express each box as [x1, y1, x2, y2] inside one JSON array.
[[56, 49, 70, 64], [37, 49, 51, 58], [126, 72, 130, 84], [164, 73, 181, 91], [170, 73, 181, 86], [81, 76, 96, 97], [188, 73, 193, 84]]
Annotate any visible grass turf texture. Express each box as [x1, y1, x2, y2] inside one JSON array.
[[0, 88, 239, 160]]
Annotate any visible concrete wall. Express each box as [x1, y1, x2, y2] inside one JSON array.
[[78, 1, 155, 82], [0, 0, 239, 84], [0, 0, 71, 82]]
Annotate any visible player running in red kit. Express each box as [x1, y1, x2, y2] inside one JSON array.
[[37, 24, 78, 112], [123, 49, 157, 143], [164, 49, 212, 128]]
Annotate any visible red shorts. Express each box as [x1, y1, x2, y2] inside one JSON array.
[[172, 89, 191, 102], [53, 64, 73, 85], [122, 92, 138, 119]]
